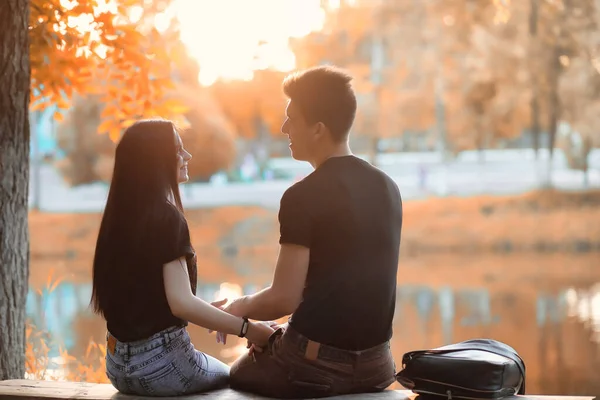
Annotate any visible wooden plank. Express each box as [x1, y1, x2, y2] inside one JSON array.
[[0, 380, 412, 400], [0, 380, 595, 400]]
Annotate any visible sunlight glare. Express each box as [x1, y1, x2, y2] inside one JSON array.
[[166, 0, 326, 86], [128, 6, 144, 24], [215, 282, 243, 306]]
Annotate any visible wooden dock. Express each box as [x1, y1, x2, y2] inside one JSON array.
[[0, 380, 596, 400]]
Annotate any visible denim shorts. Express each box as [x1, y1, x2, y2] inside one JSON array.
[[105, 326, 229, 396]]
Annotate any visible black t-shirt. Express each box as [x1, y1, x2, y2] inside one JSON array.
[[282, 155, 402, 350], [105, 204, 197, 342]]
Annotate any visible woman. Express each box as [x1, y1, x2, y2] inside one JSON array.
[[91, 119, 273, 396]]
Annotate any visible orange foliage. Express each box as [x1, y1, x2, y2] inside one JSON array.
[[209, 70, 288, 139], [26, 272, 108, 383], [26, 320, 109, 383], [174, 84, 237, 179], [54, 77, 237, 185], [253, 70, 289, 136], [54, 95, 117, 185], [291, 0, 600, 152], [29, 0, 189, 141]]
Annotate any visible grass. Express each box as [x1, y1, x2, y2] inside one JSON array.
[[25, 271, 109, 383]]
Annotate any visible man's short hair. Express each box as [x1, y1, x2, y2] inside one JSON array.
[[283, 65, 357, 142]]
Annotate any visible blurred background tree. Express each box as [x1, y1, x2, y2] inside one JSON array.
[[54, 43, 238, 185], [35, 0, 600, 187]]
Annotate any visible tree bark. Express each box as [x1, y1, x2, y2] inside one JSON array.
[[529, 0, 541, 159], [0, 0, 31, 380]]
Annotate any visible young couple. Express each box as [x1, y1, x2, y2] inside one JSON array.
[[91, 66, 403, 398]]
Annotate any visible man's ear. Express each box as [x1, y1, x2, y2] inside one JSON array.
[[313, 122, 326, 137]]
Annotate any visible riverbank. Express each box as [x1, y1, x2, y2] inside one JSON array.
[[28, 189, 600, 288], [401, 189, 600, 254]]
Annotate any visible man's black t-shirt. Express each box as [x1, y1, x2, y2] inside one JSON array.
[[281, 155, 402, 350], [105, 204, 197, 342]]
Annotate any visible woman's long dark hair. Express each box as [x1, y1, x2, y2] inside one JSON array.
[[90, 119, 184, 317]]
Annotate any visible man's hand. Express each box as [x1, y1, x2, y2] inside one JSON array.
[[208, 297, 249, 345], [210, 298, 227, 309], [245, 321, 276, 356], [222, 296, 248, 317], [247, 320, 281, 355]]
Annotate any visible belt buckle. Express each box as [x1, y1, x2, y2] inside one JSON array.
[[107, 334, 117, 355]]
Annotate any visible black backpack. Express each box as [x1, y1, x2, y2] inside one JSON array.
[[396, 339, 526, 400]]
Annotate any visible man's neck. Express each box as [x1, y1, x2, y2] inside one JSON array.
[[310, 143, 352, 169]]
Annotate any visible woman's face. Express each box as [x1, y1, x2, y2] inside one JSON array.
[[174, 130, 192, 183]]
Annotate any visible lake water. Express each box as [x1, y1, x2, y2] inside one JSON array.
[[27, 253, 600, 395]]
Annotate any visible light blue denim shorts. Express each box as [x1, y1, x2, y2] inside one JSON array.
[[105, 326, 229, 396]]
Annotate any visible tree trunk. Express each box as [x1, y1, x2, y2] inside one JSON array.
[[368, 136, 380, 167], [0, 0, 31, 380], [544, 47, 562, 189], [529, 0, 541, 160]]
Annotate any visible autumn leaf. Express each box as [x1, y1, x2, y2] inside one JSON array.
[[45, 268, 55, 290], [96, 119, 113, 135], [85, 340, 97, 359], [48, 276, 64, 294], [30, 0, 184, 139], [160, 98, 190, 114], [109, 126, 122, 143]]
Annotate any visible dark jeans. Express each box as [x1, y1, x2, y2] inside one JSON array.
[[230, 324, 396, 399]]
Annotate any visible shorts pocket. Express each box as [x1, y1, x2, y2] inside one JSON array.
[[139, 361, 190, 396], [106, 369, 128, 393]]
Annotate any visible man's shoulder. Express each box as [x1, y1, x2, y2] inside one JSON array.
[[281, 179, 311, 204]]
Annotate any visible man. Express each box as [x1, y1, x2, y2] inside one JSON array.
[[217, 65, 403, 398]]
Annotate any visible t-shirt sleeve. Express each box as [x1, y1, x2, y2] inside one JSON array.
[[278, 184, 311, 248], [160, 208, 195, 265]]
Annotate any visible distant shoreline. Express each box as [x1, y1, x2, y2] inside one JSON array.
[[400, 189, 600, 255]]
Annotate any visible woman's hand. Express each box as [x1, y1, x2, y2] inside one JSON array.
[[208, 298, 227, 344], [210, 297, 249, 344]]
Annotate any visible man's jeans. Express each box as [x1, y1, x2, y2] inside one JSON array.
[[105, 326, 229, 396], [230, 325, 396, 398]]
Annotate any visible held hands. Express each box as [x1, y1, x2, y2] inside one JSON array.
[[246, 321, 280, 355], [209, 297, 246, 345], [209, 297, 277, 353], [208, 298, 229, 344], [245, 320, 275, 351]]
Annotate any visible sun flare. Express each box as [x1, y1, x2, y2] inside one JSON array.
[[166, 0, 326, 86], [58, 0, 326, 85]]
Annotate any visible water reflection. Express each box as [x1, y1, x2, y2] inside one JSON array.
[[27, 253, 600, 395], [565, 285, 600, 342]]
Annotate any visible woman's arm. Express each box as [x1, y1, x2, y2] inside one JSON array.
[[163, 257, 272, 346]]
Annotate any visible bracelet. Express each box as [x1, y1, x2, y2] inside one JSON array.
[[238, 317, 250, 338]]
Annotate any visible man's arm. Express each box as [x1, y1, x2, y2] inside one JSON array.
[[225, 243, 309, 321], [218, 184, 311, 323]]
